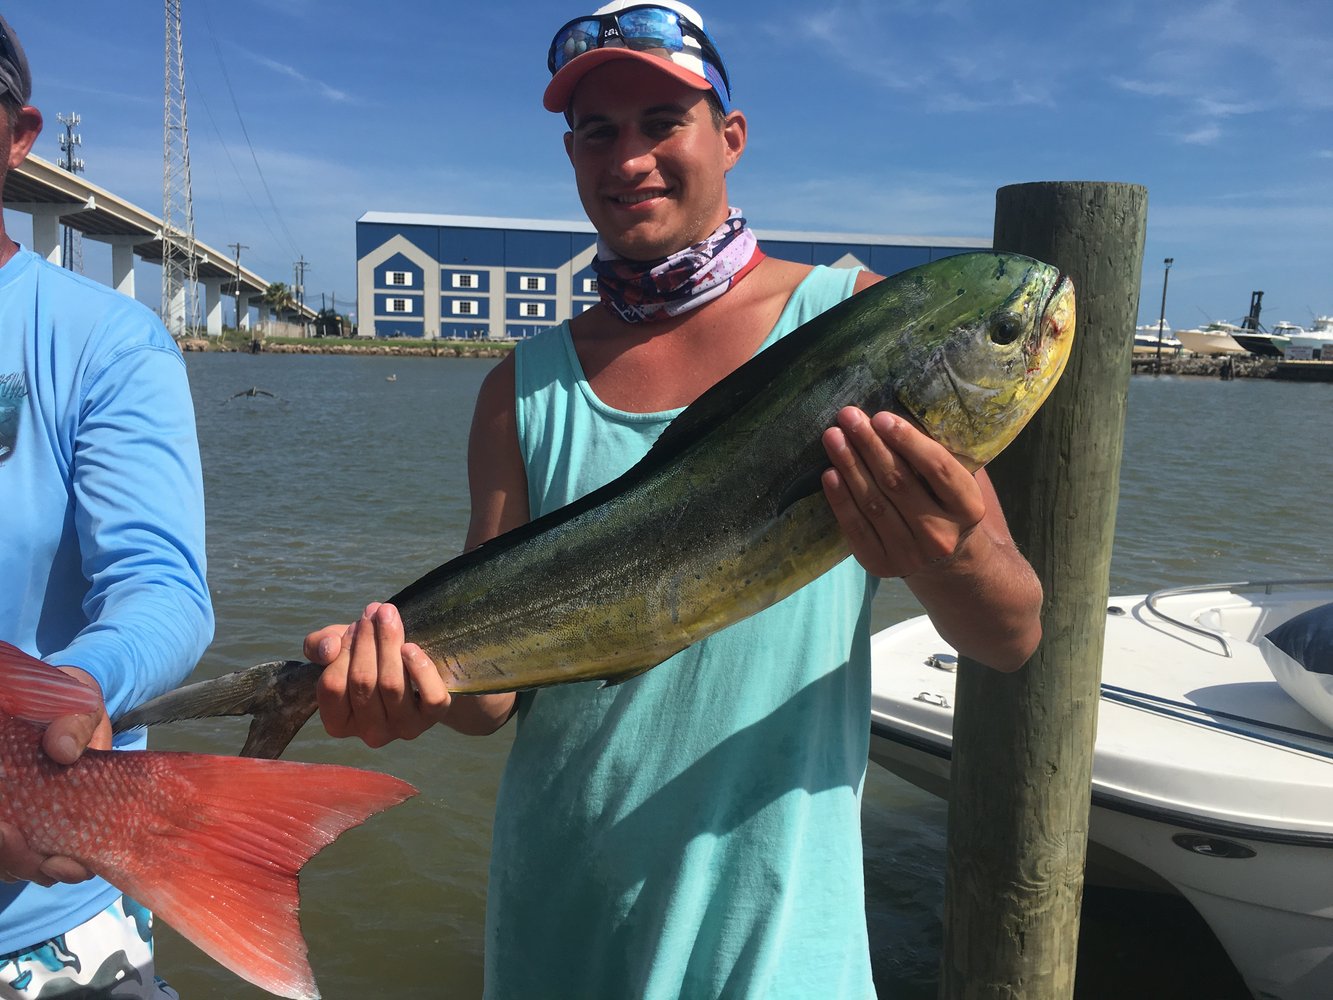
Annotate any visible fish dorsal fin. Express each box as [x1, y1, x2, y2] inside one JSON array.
[[390, 288, 869, 608], [0, 641, 104, 722]]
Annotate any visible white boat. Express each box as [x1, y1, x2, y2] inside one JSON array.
[[1283, 317, 1333, 361], [1133, 322, 1183, 356], [869, 579, 1333, 1000], [1176, 322, 1249, 357]]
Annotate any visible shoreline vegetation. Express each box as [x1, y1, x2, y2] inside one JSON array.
[[178, 334, 1291, 378], [177, 334, 512, 358]]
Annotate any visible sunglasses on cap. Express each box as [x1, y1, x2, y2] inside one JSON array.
[[547, 4, 731, 97], [0, 20, 25, 106]]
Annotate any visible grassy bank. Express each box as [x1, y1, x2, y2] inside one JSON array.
[[177, 332, 512, 358]]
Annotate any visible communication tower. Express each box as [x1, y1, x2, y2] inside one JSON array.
[[162, 0, 199, 335], [56, 112, 84, 272]]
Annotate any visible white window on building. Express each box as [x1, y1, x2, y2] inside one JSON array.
[[520, 301, 547, 319], [581, 278, 598, 294], [452, 300, 477, 316], [388, 298, 410, 313], [519, 275, 547, 292], [581, 302, 597, 313], [388, 271, 413, 287], [452, 273, 478, 289]]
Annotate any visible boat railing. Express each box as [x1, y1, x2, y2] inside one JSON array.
[[1142, 578, 1333, 657]]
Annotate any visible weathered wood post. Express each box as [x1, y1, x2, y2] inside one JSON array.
[[939, 182, 1147, 999]]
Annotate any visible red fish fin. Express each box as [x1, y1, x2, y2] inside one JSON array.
[[0, 641, 103, 721], [98, 753, 416, 1000]]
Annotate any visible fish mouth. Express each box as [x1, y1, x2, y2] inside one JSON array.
[[1033, 273, 1076, 372]]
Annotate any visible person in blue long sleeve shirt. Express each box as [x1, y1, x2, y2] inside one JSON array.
[[0, 13, 213, 997]]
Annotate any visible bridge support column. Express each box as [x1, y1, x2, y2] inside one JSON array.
[[7, 203, 89, 265], [107, 237, 138, 297], [237, 292, 252, 330], [84, 234, 141, 298], [202, 277, 226, 337], [27, 206, 66, 264], [165, 283, 187, 336]]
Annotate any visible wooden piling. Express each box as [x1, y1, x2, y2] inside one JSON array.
[[940, 182, 1147, 999]]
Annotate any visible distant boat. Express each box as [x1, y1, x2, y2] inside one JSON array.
[[1231, 328, 1291, 358], [1176, 322, 1249, 357], [1226, 291, 1292, 358], [386, 374, 398, 382], [1133, 322, 1182, 357], [1283, 317, 1333, 361]]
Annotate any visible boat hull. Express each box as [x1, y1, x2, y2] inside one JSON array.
[[869, 582, 1333, 1000], [1232, 332, 1290, 358], [1176, 328, 1248, 357]]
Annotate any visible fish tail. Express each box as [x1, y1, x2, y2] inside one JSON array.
[[95, 751, 416, 999], [112, 659, 324, 760]]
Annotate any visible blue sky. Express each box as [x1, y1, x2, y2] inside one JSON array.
[[7, 0, 1331, 329]]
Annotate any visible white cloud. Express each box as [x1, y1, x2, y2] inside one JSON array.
[[1179, 122, 1223, 145], [1116, 0, 1332, 142], [243, 52, 356, 105]]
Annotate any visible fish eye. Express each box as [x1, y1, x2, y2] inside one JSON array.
[[990, 314, 1023, 345]]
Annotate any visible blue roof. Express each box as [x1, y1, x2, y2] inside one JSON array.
[[356, 211, 989, 249]]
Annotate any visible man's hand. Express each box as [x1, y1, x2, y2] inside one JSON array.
[[308, 602, 456, 748], [821, 407, 985, 579], [0, 667, 109, 886]]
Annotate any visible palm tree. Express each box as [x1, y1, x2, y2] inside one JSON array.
[[262, 282, 294, 316]]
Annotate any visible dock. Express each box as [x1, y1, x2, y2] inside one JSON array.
[[1272, 359, 1333, 382], [1130, 355, 1276, 378]]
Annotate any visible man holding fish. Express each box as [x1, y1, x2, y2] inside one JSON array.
[[0, 14, 214, 998], [302, 3, 1046, 997]]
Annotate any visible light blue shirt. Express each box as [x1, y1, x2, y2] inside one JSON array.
[[0, 248, 213, 952], [487, 266, 878, 999]]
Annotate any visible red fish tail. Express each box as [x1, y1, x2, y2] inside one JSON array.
[[95, 752, 415, 1000]]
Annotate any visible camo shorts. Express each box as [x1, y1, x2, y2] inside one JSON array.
[[0, 896, 179, 999]]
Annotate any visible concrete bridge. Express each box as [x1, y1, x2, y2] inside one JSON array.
[[2, 152, 315, 334]]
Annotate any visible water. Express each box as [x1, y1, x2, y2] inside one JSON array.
[[156, 355, 1330, 998]]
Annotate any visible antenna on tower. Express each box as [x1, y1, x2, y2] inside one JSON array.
[[162, 0, 199, 336], [57, 112, 84, 272]]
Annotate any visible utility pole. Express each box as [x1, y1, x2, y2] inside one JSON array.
[[1154, 257, 1174, 374], [228, 241, 248, 328], [56, 112, 84, 271], [293, 256, 308, 333]]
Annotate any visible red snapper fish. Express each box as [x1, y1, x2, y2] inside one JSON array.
[[0, 641, 416, 999]]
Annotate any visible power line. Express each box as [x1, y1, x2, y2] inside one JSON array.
[[196, 0, 302, 262]]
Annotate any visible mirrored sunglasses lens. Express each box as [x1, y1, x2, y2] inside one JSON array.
[[553, 19, 603, 70], [616, 8, 685, 52]]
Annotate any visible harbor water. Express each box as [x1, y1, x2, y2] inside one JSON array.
[[153, 353, 1329, 998]]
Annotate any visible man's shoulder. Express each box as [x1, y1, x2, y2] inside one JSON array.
[[18, 250, 173, 346], [752, 257, 814, 293]]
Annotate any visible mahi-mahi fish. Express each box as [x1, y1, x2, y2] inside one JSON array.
[[115, 251, 1075, 759], [1, 641, 415, 999]]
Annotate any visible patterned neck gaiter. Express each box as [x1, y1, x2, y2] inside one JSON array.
[[592, 209, 765, 323]]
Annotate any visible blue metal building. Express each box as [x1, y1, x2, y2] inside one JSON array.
[[356, 212, 990, 340]]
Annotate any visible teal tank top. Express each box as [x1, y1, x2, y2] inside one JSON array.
[[486, 265, 878, 999]]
